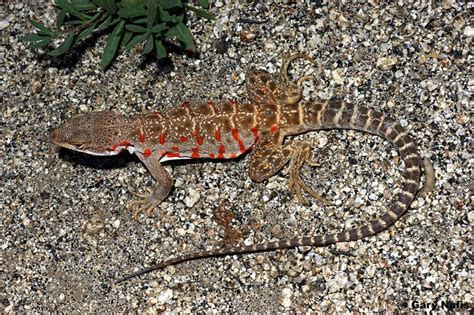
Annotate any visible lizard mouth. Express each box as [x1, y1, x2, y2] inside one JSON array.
[[49, 129, 67, 150], [50, 127, 88, 152]]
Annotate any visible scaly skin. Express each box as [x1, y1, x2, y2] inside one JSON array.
[[50, 54, 421, 282]]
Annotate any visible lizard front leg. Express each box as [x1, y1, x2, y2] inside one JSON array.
[[249, 132, 328, 205], [246, 53, 315, 106], [129, 151, 173, 218]]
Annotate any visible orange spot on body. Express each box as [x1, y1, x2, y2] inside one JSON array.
[[111, 140, 131, 151], [192, 129, 199, 137], [180, 136, 188, 142], [143, 148, 152, 158], [166, 152, 181, 158], [217, 145, 226, 159], [191, 148, 200, 158], [207, 100, 216, 112], [232, 128, 247, 153], [159, 134, 166, 145], [171, 146, 179, 151], [231, 128, 239, 140], [196, 136, 204, 146], [209, 153, 215, 158], [181, 101, 190, 108], [139, 132, 145, 143], [270, 125, 279, 133], [214, 130, 221, 141], [251, 127, 259, 141], [230, 153, 237, 158]]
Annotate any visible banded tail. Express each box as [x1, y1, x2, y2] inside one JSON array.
[[117, 100, 421, 283]]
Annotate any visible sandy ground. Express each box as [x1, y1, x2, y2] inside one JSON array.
[[1, 1, 472, 312]]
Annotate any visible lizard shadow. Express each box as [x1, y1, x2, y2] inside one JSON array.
[[56, 147, 134, 170], [57, 147, 247, 171]]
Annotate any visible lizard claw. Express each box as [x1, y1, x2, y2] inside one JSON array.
[[129, 188, 159, 219], [289, 172, 330, 206], [287, 141, 331, 206]]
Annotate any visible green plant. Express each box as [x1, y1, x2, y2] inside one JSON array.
[[21, 0, 214, 70]]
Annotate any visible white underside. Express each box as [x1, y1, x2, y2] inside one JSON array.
[[71, 145, 191, 161], [160, 155, 192, 162]]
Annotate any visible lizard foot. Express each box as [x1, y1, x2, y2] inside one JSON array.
[[281, 52, 315, 80], [277, 53, 316, 105], [129, 189, 160, 219], [288, 142, 330, 206], [129, 182, 172, 219]]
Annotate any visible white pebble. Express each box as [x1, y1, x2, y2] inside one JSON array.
[[376, 56, 397, 70], [157, 288, 173, 304], [184, 188, 200, 207], [0, 20, 9, 31], [280, 287, 293, 307], [464, 26, 474, 37], [368, 193, 379, 201]]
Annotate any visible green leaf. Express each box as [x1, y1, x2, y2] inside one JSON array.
[[169, 14, 184, 23], [20, 34, 47, 42], [93, 0, 116, 14], [154, 38, 166, 59], [147, 0, 157, 29], [158, 6, 173, 22], [76, 22, 97, 41], [113, 19, 126, 35], [183, 4, 215, 20], [56, 10, 66, 27], [165, 22, 195, 51], [28, 38, 52, 49], [101, 20, 125, 69], [133, 17, 148, 24], [96, 15, 112, 31], [159, 0, 182, 10], [55, 0, 90, 20], [124, 32, 147, 50], [118, 5, 146, 18], [150, 23, 166, 33], [125, 24, 147, 33], [29, 19, 54, 36], [143, 33, 154, 54], [110, 17, 123, 28], [122, 31, 133, 46], [48, 34, 76, 56], [197, 0, 209, 8], [70, 0, 97, 10], [104, 0, 117, 14]]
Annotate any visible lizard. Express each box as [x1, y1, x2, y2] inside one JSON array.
[[49, 53, 421, 282]]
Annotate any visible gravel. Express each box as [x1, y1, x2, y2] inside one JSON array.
[[1, 1, 472, 313]]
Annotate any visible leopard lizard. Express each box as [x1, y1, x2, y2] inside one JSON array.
[[50, 54, 422, 282]]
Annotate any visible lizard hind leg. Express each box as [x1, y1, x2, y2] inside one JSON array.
[[286, 141, 330, 206], [249, 133, 329, 206]]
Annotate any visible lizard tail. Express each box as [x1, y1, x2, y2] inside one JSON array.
[[117, 100, 421, 283]]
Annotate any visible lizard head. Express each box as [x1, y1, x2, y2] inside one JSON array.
[[50, 111, 133, 156]]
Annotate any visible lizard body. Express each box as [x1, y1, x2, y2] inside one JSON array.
[[50, 54, 421, 282]]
